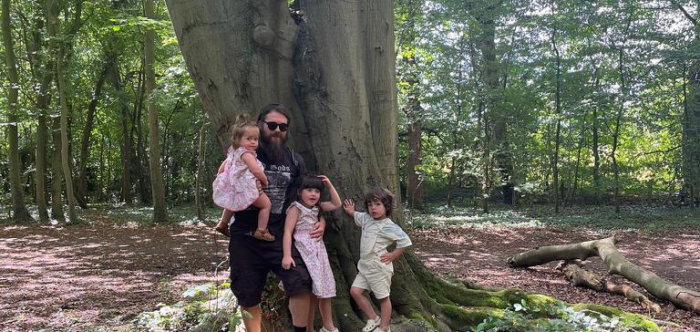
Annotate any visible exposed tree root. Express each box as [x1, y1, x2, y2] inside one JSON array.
[[508, 236, 700, 314]]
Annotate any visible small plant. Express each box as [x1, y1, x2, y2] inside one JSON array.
[[474, 300, 636, 332]]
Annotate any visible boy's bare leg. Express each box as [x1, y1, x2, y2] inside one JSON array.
[[241, 305, 262, 332], [350, 287, 377, 320], [378, 297, 391, 330]]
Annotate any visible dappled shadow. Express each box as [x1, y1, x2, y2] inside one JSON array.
[[0, 224, 230, 331], [410, 226, 700, 330]]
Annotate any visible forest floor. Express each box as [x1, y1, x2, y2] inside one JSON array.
[[1, 204, 699, 331]]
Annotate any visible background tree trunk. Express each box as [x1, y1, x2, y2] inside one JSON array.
[[2, 0, 34, 221], [145, 0, 167, 222], [195, 124, 206, 221], [552, 27, 562, 213], [50, 117, 65, 221], [77, 59, 111, 205]]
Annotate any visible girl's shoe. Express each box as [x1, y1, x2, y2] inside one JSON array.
[[319, 327, 339, 332], [362, 317, 381, 332], [252, 228, 275, 241]]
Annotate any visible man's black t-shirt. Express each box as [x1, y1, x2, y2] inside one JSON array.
[[230, 146, 306, 237]]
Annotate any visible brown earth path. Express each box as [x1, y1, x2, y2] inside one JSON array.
[[0, 223, 698, 331]]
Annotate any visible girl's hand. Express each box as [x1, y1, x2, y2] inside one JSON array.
[[255, 180, 263, 194], [318, 175, 331, 186], [282, 256, 296, 270], [343, 199, 355, 216], [260, 177, 269, 187]]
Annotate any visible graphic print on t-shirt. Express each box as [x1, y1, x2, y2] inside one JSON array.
[[263, 163, 291, 214]]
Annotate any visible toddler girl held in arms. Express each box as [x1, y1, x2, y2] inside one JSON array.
[[213, 114, 274, 241]]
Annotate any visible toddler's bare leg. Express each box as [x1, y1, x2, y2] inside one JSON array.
[[215, 209, 233, 236], [252, 193, 274, 241]]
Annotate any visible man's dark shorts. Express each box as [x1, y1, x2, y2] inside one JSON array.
[[228, 210, 312, 307]]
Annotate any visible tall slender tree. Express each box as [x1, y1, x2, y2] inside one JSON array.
[[2, 0, 34, 221]]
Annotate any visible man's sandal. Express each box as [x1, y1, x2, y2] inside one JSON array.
[[252, 228, 275, 241]]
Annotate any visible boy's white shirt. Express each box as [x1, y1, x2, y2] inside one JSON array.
[[353, 211, 412, 268]]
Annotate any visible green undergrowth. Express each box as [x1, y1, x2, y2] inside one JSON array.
[[405, 203, 700, 232]]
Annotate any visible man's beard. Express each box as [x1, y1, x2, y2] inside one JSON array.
[[260, 132, 287, 163]]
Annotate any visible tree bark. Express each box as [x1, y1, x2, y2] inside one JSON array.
[[508, 237, 700, 314], [551, 26, 562, 213], [195, 124, 206, 221], [2, 0, 34, 221], [50, 117, 65, 220], [77, 59, 112, 205], [145, 0, 167, 222]]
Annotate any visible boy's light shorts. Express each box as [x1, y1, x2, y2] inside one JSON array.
[[352, 267, 393, 299]]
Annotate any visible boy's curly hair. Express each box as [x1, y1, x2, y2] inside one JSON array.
[[364, 187, 394, 217]]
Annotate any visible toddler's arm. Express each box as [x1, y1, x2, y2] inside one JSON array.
[[241, 152, 268, 186], [318, 175, 341, 211], [282, 206, 300, 270]]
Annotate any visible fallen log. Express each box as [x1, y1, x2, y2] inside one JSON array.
[[507, 237, 700, 314], [562, 264, 661, 313]]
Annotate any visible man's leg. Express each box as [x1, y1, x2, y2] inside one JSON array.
[[241, 305, 262, 332], [289, 292, 311, 329]]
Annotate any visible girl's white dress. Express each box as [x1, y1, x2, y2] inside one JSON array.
[[288, 201, 336, 298]]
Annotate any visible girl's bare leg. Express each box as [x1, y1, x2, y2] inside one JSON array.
[[318, 298, 336, 331], [252, 193, 274, 241], [307, 295, 318, 332], [215, 209, 233, 236]]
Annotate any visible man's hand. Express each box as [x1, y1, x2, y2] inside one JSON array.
[[282, 256, 296, 270], [309, 219, 325, 241], [343, 199, 355, 216]]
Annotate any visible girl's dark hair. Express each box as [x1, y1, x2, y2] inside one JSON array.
[[299, 175, 324, 192], [364, 187, 394, 217], [297, 175, 324, 212]]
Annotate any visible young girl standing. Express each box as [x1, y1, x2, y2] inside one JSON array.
[[343, 188, 412, 332], [213, 114, 274, 241], [282, 175, 342, 332]]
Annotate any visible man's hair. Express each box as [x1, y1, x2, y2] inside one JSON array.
[[364, 187, 394, 217], [257, 103, 291, 125]]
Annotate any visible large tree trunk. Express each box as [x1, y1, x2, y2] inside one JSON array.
[[2, 0, 34, 221], [164, 1, 659, 330], [195, 124, 206, 221], [145, 0, 167, 222]]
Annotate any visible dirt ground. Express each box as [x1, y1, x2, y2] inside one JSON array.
[[1, 221, 699, 332]]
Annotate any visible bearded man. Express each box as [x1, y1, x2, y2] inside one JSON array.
[[228, 103, 324, 332]]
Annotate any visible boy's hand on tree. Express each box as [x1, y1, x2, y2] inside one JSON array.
[[343, 199, 355, 216], [282, 256, 295, 270]]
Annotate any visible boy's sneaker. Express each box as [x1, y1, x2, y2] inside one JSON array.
[[375, 328, 390, 332], [362, 317, 381, 332]]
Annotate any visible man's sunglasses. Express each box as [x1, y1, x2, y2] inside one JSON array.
[[263, 121, 289, 132]]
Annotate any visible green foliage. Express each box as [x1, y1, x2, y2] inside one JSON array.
[[133, 283, 242, 332], [474, 300, 658, 332]]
